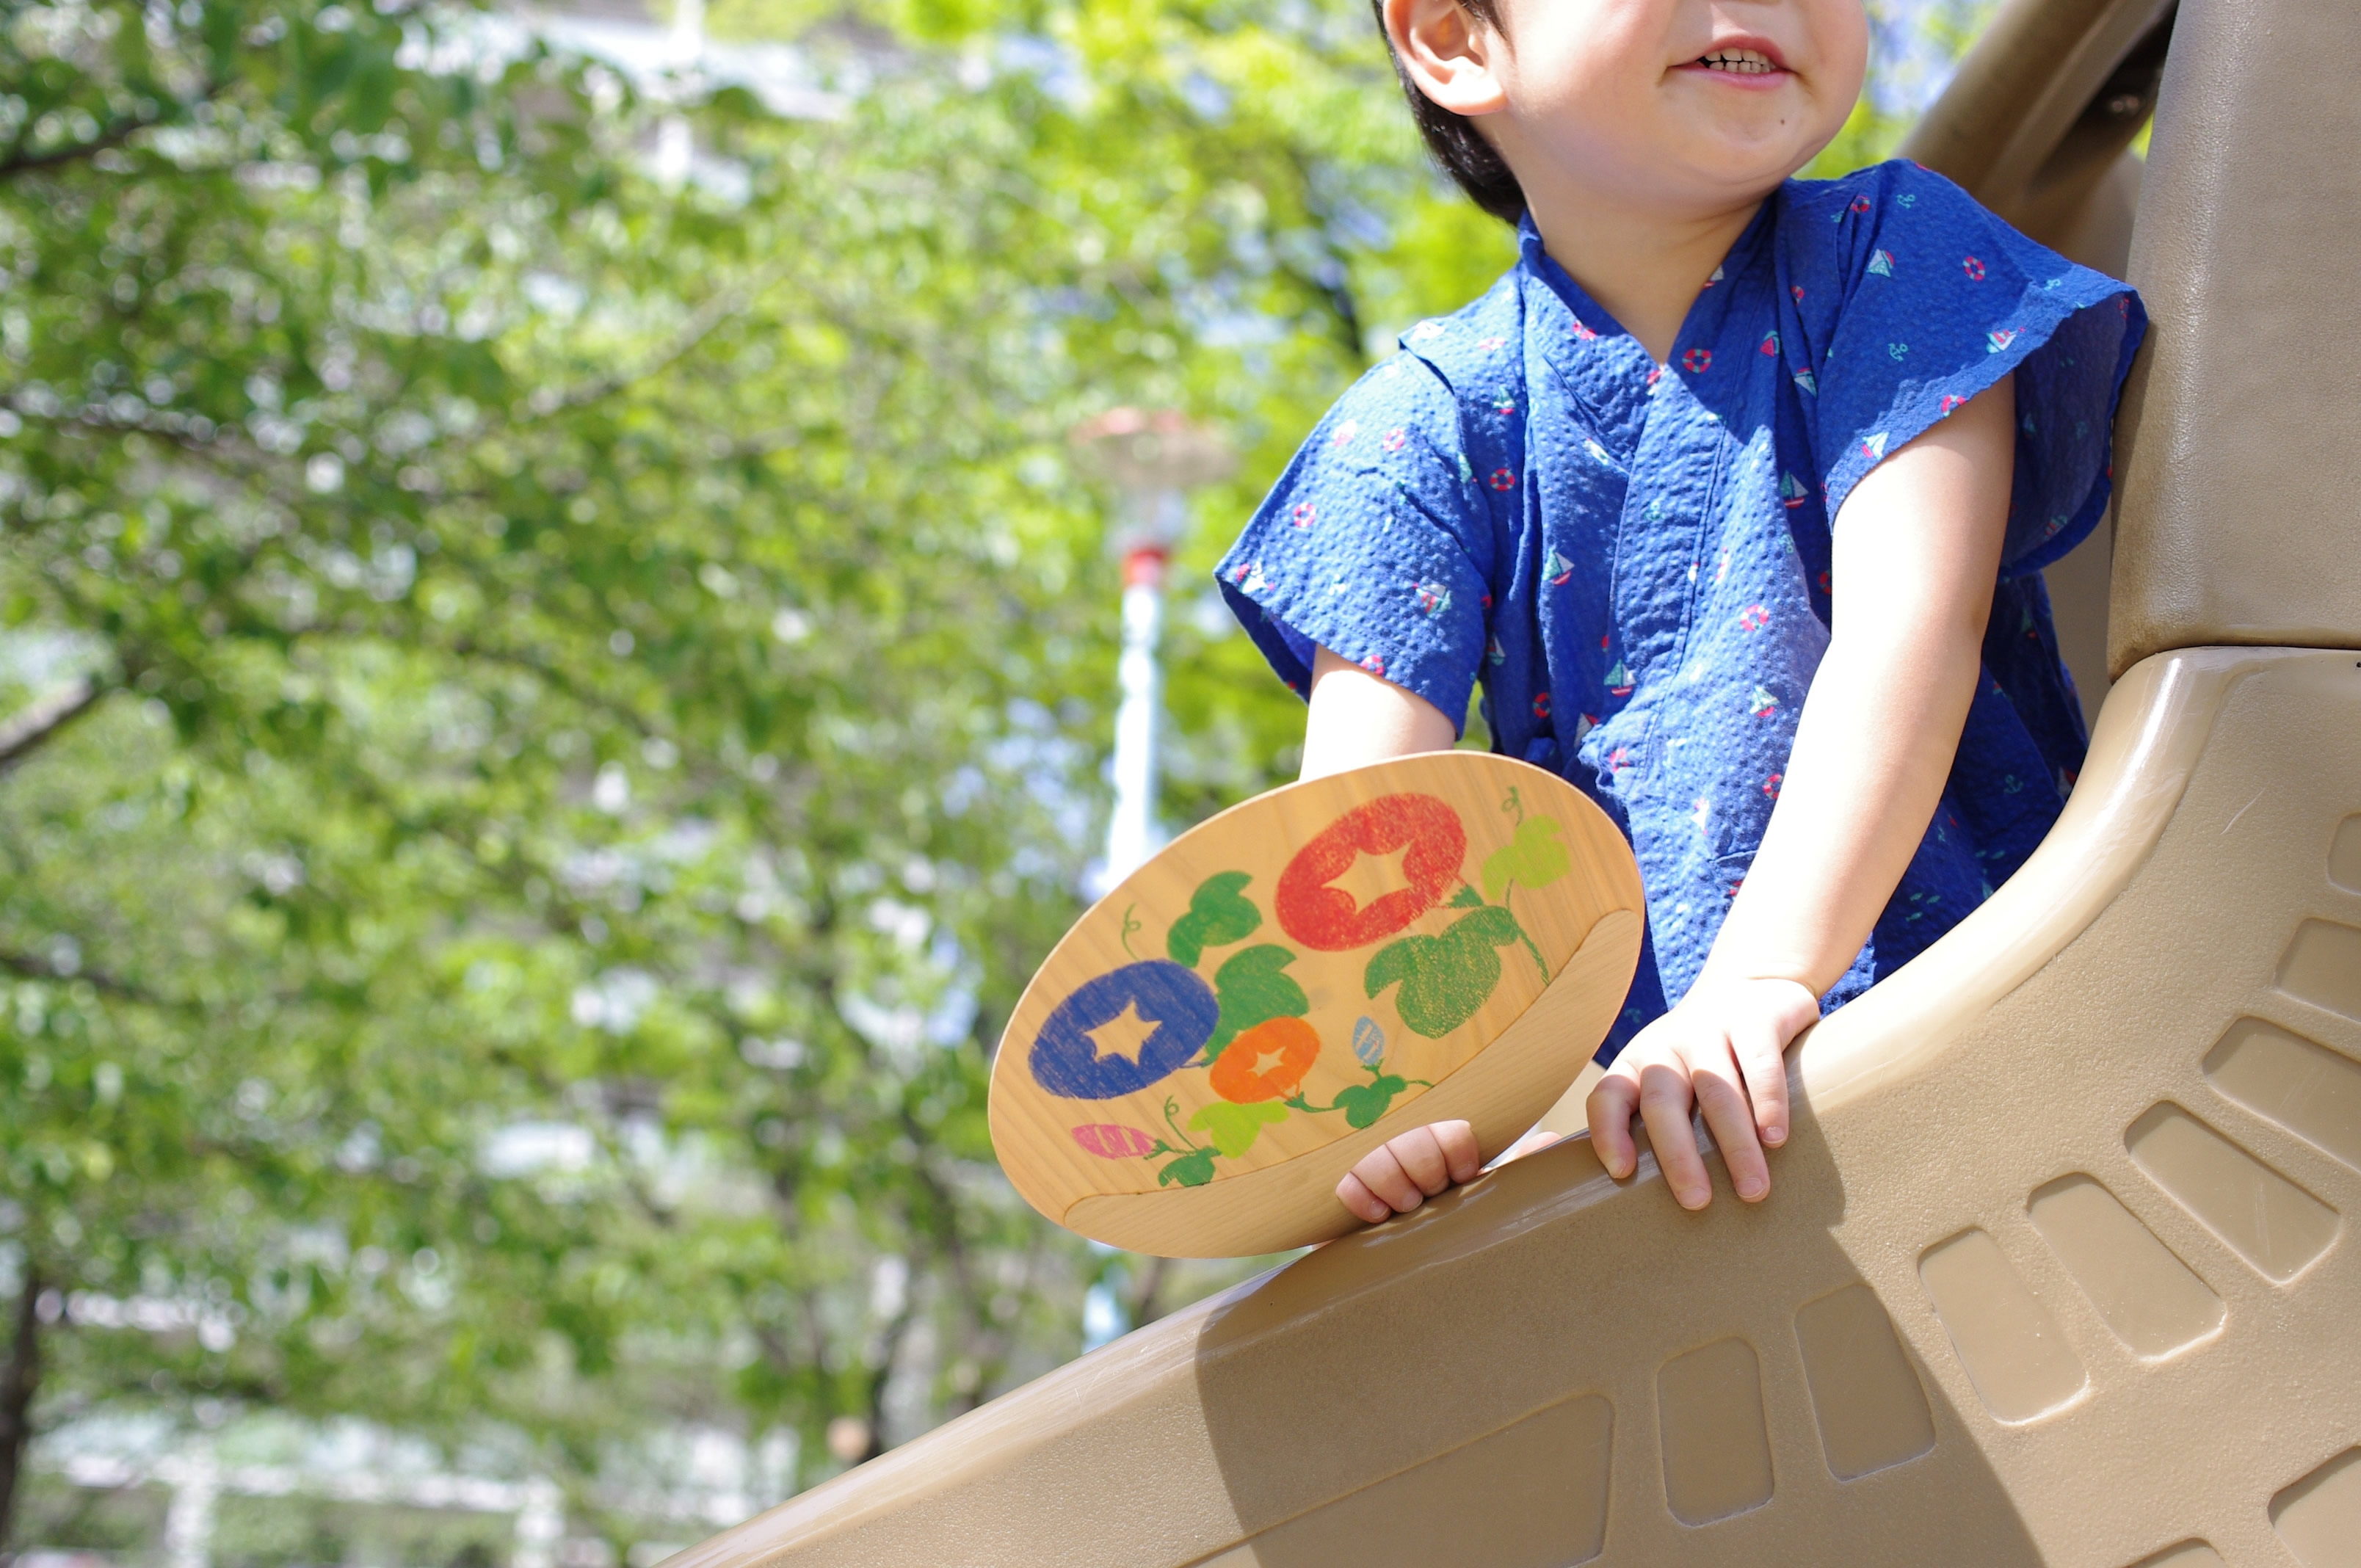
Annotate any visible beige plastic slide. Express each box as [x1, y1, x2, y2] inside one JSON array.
[[669, 0, 2361, 1561]]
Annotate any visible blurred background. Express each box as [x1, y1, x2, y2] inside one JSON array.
[[0, 1, 1998, 1565]]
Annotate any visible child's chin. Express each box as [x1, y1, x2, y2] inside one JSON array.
[[1672, 117, 1824, 183]]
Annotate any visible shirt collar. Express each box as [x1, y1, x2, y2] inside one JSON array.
[[1514, 195, 1782, 346]]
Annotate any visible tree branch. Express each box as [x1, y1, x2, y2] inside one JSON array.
[[858, 1266, 918, 1464], [0, 1260, 43, 1563], [0, 945, 165, 1006], [516, 258, 795, 422], [1125, 1255, 1171, 1330], [0, 81, 223, 184], [0, 678, 107, 778]]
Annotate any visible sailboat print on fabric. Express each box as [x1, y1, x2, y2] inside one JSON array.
[[1780, 473, 1810, 509], [1547, 550, 1576, 587], [1748, 683, 1780, 717], [1606, 658, 1635, 698]]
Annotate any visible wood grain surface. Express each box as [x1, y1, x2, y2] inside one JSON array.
[[988, 752, 1644, 1257]]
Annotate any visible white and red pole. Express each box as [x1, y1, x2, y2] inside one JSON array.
[[1070, 412, 1234, 893], [1105, 536, 1171, 884]]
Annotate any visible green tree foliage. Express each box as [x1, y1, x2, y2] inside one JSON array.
[[0, 0, 1128, 1538], [0, 0, 1958, 1550]]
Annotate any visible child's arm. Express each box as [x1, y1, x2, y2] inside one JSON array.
[[1321, 374, 2018, 1224], [1298, 646, 1459, 780], [1586, 372, 2015, 1207]]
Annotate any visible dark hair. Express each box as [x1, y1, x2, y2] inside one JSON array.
[[1369, 0, 1527, 225]]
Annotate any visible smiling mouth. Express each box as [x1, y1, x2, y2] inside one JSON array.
[[1696, 48, 1782, 75]]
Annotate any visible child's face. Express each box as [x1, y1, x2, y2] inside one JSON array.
[[1480, 0, 1868, 211]]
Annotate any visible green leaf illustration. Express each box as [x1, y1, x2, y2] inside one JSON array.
[[1187, 1098, 1289, 1158], [1335, 1072, 1412, 1129], [1158, 1147, 1218, 1187], [1481, 814, 1572, 903], [1364, 904, 1528, 1037], [1166, 871, 1262, 968], [1205, 944, 1308, 1060]]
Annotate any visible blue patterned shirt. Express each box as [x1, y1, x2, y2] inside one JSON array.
[[1216, 161, 2146, 1058]]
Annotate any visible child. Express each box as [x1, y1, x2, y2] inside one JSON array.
[[1214, 0, 2144, 1222]]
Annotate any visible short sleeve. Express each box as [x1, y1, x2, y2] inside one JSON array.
[[1214, 354, 1495, 733], [1802, 162, 2147, 576]]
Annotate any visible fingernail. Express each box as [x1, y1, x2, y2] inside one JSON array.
[[1764, 1125, 1787, 1147], [1738, 1178, 1766, 1199]]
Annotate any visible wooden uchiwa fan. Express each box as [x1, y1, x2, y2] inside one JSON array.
[[988, 752, 1645, 1257]]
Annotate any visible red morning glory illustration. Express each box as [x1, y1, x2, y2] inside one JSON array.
[[1274, 794, 1466, 951]]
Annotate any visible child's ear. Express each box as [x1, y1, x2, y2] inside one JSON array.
[[1383, 0, 1510, 118]]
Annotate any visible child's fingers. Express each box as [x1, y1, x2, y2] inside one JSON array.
[[1429, 1119, 1483, 1185], [1732, 1015, 1791, 1149], [1384, 1124, 1459, 1197], [1343, 1141, 1426, 1216], [1586, 1070, 1642, 1179], [1334, 1170, 1393, 1224], [1688, 1047, 1769, 1202], [1636, 1059, 1712, 1209]]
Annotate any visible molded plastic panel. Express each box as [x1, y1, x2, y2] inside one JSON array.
[[2271, 1448, 2361, 1568], [2203, 1019, 2361, 1172], [2330, 816, 2361, 894], [1791, 1284, 1938, 1481], [2027, 1175, 2223, 1357], [1654, 1339, 1774, 1525], [1918, 1230, 2087, 1423], [2124, 1545, 2224, 1568], [2125, 1105, 2339, 1282], [2277, 922, 2361, 1024], [2111, 0, 2361, 669], [1200, 1395, 1614, 1568]]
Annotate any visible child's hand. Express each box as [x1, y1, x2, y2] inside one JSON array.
[[1586, 977, 1819, 1210], [1335, 1119, 1482, 1224]]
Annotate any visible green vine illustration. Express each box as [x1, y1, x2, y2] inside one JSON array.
[[1142, 1095, 1216, 1188], [1286, 1060, 1433, 1130]]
